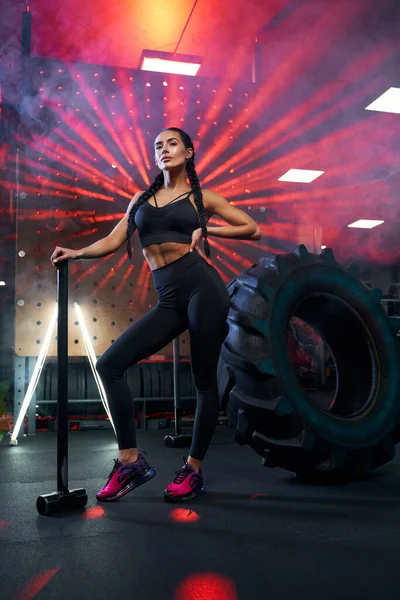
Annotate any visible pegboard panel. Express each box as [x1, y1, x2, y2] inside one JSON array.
[[15, 210, 192, 356], [11, 56, 263, 356]]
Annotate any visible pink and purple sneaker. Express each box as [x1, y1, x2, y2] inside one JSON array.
[[164, 457, 206, 502], [96, 452, 156, 502]]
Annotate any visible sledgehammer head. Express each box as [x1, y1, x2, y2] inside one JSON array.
[[36, 488, 88, 516], [164, 434, 192, 448]]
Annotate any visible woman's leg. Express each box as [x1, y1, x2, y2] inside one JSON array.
[[96, 304, 187, 458], [163, 273, 229, 502], [186, 277, 230, 468]]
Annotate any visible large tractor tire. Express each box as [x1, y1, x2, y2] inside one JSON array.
[[218, 245, 400, 477]]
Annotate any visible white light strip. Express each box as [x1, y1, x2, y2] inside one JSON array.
[[348, 219, 384, 229], [141, 57, 201, 76], [74, 303, 116, 436], [10, 303, 58, 446], [0, 281, 6, 286], [278, 169, 324, 183], [365, 88, 400, 114]]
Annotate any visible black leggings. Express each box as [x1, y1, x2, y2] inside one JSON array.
[[96, 251, 230, 460]]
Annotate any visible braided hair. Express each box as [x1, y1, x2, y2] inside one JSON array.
[[126, 127, 210, 259]]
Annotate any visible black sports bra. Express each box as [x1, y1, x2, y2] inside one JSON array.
[[134, 190, 200, 249]]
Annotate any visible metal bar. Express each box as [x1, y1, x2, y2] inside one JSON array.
[[21, 7, 32, 57], [173, 337, 181, 435], [36, 396, 196, 404], [13, 357, 26, 434], [57, 262, 69, 494]]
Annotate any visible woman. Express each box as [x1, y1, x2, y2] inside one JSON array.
[[51, 127, 261, 503]]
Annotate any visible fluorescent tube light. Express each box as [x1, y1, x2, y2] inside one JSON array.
[[74, 303, 116, 435], [278, 169, 324, 183], [139, 50, 202, 77], [348, 220, 384, 229], [365, 88, 400, 114], [10, 303, 58, 445]]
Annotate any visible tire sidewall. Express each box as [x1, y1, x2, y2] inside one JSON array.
[[270, 264, 400, 448]]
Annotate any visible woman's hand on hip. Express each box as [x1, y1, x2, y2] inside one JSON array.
[[190, 228, 203, 253], [190, 228, 208, 260]]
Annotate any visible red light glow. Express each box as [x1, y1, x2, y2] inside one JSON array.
[[15, 567, 59, 600], [169, 508, 201, 523], [82, 506, 105, 519], [174, 573, 238, 600]]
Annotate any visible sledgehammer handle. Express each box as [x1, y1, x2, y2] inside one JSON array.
[[57, 261, 69, 493]]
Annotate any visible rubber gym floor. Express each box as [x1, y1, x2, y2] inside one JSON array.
[[1, 427, 400, 600]]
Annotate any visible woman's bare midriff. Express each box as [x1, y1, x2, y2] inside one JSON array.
[[143, 242, 192, 271]]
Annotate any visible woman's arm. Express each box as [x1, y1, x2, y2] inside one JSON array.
[[202, 190, 262, 240], [51, 192, 142, 264]]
